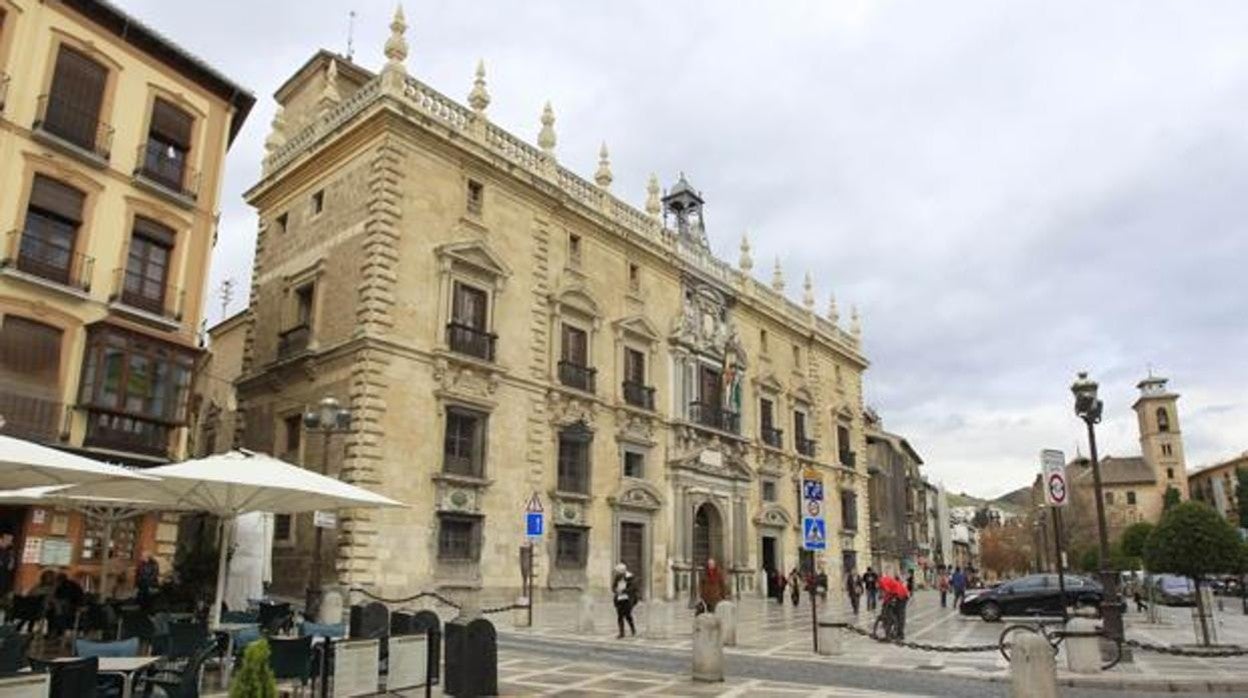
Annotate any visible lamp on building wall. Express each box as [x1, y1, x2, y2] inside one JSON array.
[[302, 396, 352, 620], [1071, 371, 1125, 644]]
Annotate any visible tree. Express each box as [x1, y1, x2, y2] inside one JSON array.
[[1163, 486, 1182, 511], [979, 523, 1032, 579], [1144, 501, 1243, 645], [1118, 522, 1154, 569], [1076, 546, 1099, 573], [1236, 468, 1248, 529], [230, 639, 277, 698]]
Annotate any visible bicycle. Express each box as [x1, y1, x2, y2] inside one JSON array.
[[871, 600, 903, 641], [998, 621, 1123, 670]]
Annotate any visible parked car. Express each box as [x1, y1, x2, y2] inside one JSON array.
[[959, 573, 1103, 622], [1148, 574, 1196, 606]]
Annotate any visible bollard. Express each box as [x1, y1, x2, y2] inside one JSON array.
[[318, 590, 344, 625], [1009, 633, 1058, 698], [1064, 617, 1100, 674], [691, 612, 724, 682], [715, 600, 737, 647], [513, 596, 530, 628], [575, 592, 595, 634], [817, 607, 845, 656]]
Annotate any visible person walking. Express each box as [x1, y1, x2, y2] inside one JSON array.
[[770, 568, 787, 604], [845, 568, 863, 615], [862, 567, 879, 611], [136, 552, 160, 609], [937, 568, 951, 608], [905, 569, 915, 594], [612, 563, 639, 638], [787, 567, 802, 607], [951, 567, 967, 610], [814, 565, 829, 603], [0, 532, 15, 605], [699, 558, 728, 614]]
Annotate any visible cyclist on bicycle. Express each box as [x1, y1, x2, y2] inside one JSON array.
[[878, 572, 910, 640]]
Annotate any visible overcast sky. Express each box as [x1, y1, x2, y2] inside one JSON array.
[[121, 1, 1248, 499]]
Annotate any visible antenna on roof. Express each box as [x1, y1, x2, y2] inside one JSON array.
[[1147, 362, 1154, 379], [346, 10, 357, 62], [218, 278, 234, 321]]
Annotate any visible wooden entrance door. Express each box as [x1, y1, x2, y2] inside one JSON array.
[[619, 522, 645, 599]]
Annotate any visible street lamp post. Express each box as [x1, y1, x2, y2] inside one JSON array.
[[302, 396, 351, 621], [1070, 371, 1124, 643]]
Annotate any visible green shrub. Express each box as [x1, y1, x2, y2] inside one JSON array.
[[230, 639, 277, 698]]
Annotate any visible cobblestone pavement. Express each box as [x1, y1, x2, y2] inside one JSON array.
[[491, 589, 1248, 685]]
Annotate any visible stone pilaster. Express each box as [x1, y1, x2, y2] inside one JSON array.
[[338, 137, 407, 587]]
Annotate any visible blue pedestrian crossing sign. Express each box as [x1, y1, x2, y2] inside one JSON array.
[[802, 516, 826, 551], [525, 512, 544, 538]]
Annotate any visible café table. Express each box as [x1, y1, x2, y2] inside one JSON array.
[[54, 656, 161, 698]]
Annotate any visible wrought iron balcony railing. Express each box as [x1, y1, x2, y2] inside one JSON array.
[[558, 360, 596, 393], [689, 402, 740, 435], [446, 322, 496, 362], [277, 323, 312, 359], [761, 426, 783, 449], [621, 381, 655, 410], [840, 450, 857, 467], [34, 94, 113, 161], [797, 437, 817, 458], [111, 268, 183, 320], [134, 140, 200, 201], [2, 228, 93, 292]]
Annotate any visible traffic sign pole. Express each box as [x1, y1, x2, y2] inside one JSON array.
[[1053, 506, 1068, 620]]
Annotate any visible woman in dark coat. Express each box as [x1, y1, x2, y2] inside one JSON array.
[[612, 563, 639, 637]]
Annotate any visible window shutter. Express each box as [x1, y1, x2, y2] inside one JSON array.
[[149, 99, 193, 149], [132, 216, 175, 247], [29, 175, 85, 223], [50, 46, 106, 120]]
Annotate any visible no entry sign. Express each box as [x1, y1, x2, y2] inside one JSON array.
[[1041, 449, 1068, 508]]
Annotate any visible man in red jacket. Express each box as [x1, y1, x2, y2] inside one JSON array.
[[879, 572, 910, 639]]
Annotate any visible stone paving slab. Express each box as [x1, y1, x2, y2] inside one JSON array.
[[494, 589, 1248, 686]]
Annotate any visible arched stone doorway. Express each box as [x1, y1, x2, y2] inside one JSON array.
[[692, 502, 724, 569]]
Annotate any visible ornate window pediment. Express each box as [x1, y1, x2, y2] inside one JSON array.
[[607, 479, 664, 511], [614, 314, 660, 343], [753, 503, 793, 528], [753, 370, 784, 395], [436, 240, 512, 288], [552, 282, 602, 320], [789, 384, 815, 406]]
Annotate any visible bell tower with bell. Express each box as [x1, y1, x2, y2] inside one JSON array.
[[662, 173, 708, 248]]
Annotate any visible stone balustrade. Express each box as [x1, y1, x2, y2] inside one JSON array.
[[262, 71, 862, 355]]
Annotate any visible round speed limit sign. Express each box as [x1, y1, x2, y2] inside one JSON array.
[[1047, 472, 1068, 506]]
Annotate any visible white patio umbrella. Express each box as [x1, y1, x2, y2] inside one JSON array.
[[0, 486, 161, 597], [0, 434, 157, 489], [61, 449, 404, 626]]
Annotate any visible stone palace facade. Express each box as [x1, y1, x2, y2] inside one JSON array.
[[231, 9, 870, 603]]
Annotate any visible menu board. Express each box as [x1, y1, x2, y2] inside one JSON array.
[[331, 639, 380, 698], [40, 539, 73, 566], [21, 538, 42, 564], [386, 635, 428, 690]]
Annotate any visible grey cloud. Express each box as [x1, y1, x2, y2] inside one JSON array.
[[118, 0, 1248, 496]]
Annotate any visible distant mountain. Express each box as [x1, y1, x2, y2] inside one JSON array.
[[995, 487, 1034, 511], [947, 488, 1029, 515]]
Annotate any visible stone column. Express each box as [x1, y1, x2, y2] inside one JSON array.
[[1064, 618, 1100, 674], [1009, 633, 1058, 698], [714, 600, 737, 646], [691, 613, 724, 682]]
